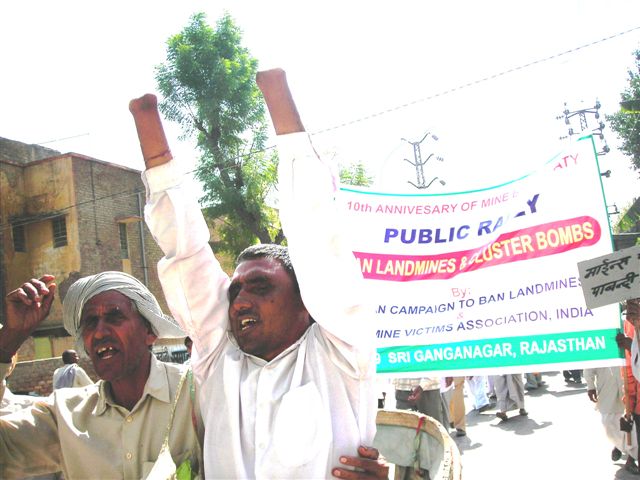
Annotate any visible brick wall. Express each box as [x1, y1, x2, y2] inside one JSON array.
[[0, 160, 26, 326], [70, 157, 168, 312], [7, 357, 97, 396], [1, 140, 177, 377]]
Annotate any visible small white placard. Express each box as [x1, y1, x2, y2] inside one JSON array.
[[578, 245, 640, 308]]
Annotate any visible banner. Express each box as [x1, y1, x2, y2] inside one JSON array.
[[339, 135, 622, 376]]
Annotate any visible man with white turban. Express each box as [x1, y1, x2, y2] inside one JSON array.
[[0, 272, 203, 479]]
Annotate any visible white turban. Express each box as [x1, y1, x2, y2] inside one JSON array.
[[63, 271, 185, 353]]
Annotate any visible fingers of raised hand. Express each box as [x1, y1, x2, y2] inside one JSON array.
[[8, 276, 55, 307], [23, 278, 50, 305]]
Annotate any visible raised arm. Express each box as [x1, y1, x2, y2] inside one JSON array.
[[129, 94, 231, 376], [256, 70, 371, 350], [129, 94, 173, 169], [0, 275, 56, 363], [255, 69, 304, 135]]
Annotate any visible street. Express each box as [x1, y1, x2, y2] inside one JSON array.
[[457, 371, 635, 479], [384, 371, 636, 479]]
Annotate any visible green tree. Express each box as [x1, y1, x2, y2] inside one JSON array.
[[613, 197, 640, 240], [339, 162, 374, 187], [606, 49, 640, 173], [155, 12, 283, 257]]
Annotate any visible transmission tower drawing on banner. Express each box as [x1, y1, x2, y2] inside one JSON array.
[[557, 100, 610, 156], [402, 131, 445, 189]]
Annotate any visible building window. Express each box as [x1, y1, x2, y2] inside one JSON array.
[[12, 224, 26, 252], [119, 223, 129, 259], [52, 216, 68, 248]]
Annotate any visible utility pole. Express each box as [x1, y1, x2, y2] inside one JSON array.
[[401, 131, 445, 190]]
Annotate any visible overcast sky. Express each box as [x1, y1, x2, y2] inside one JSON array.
[[1, 1, 639, 213]]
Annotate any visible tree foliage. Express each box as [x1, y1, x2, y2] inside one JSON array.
[[606, 48, 640, 173], [155, 12, 283, 257], [339, 162, 374, 187], [613, 197, 640, 237]]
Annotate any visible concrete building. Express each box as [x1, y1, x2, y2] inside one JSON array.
[[0, 136, 168, 362]]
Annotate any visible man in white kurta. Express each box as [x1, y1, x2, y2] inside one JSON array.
[[141, 71, 377, 478], [52, 350, 93, 389], [584, 367, 637, 461]]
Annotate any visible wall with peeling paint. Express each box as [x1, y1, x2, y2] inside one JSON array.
[[1, 137, 170, 361]]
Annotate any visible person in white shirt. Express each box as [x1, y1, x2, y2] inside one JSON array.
[[491, 373, 527, 421], [130, 69, 386, 479], [52, 349, 93, 389], [584, 366, 637, 467]]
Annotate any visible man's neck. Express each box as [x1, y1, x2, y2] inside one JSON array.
[[109, 353, 152, 411]]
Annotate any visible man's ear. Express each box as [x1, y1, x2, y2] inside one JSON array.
[[142, 319, 158, 346], [145, 329, 158, 347]]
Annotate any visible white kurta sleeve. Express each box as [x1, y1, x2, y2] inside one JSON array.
[[276, 133, 372, 350], [0, 393, 61, 477], [142, 160, 231, 371]]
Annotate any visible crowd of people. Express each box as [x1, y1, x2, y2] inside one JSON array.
[[388, 373, 523, 436], [0, 67, 637, 479]]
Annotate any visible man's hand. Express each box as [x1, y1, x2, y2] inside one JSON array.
[[1, 275, 56, 362], [616, 332, 632, 351], [332, 445, 389, 479], [587, 389, 598, 403], [407, 385, 423, 403]]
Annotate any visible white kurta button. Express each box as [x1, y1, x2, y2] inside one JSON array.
[[126, 452, 133, 460], [126, 416, 133, 423]]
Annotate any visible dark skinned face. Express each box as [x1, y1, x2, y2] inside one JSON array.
[[228, 258, 311, 361], [80, 291, 156, 383]]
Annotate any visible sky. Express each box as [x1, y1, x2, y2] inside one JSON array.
[[1, 1, 639, 219]]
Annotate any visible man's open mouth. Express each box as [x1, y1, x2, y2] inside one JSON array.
[[96, 346, 118, 360], [240, 318, 258, 331]]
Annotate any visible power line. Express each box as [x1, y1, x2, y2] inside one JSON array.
[[0, 188, 144, 232], [312, 25, 640, 135], [36, 133, 90, 145]]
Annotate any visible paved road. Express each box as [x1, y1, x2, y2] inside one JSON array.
[[384, 371, 637, 479], [456, 371, 635, 479]]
